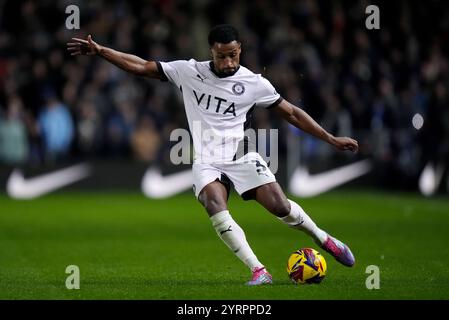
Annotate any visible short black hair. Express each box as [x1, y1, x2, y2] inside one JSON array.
[[208, 24, 240, 46]]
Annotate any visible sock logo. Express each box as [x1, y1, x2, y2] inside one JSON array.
[[220, 225, 232, 235]]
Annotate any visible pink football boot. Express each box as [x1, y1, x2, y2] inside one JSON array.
[[320, 234, 355, 267], [246, 267, 273, 286]]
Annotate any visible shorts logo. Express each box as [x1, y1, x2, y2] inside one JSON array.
[[253, 160, 270, 177], [232, 82, 245, 95]]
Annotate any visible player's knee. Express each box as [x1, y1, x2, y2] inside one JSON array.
[[206, 200, 227, 216], [199, 194, 227, 215], [270, 198, 291, 217]]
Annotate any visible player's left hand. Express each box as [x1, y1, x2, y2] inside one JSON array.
[[331, 136, 359, 153]]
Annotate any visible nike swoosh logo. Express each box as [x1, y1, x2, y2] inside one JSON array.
[[141, 167, 193, 199], [289, 159, 372, 197], [7, 163, 92, 199], [419, 162, 445, 196]]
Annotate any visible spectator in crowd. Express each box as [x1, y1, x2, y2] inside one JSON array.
[[37, 89, 74, 163], [131, 114, 161, 162], [76, 99, 103, 155], [0, 96, 28, 164]]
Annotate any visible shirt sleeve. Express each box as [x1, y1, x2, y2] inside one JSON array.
[[255, 75, 283, 109], [157, 60, 188, 87]]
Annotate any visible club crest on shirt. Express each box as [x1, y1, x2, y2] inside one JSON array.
[[232, 82, 245, 95]]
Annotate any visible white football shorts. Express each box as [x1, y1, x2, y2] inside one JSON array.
[[192, 152, 276, 200]]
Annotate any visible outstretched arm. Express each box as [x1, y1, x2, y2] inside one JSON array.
[[66, 35, 162, 79], [274, 99, 358, 152]]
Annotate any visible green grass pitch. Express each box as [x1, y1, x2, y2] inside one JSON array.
[[0, 190, 448, 299]]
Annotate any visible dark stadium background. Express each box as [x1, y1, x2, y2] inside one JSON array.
[[0, 0, 449, 302], [1, 0, 448, 193]]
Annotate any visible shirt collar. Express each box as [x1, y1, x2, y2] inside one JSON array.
[[209, 61, 240, 78]]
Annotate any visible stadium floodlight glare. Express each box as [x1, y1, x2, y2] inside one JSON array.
[[412, 113, 424, 130]]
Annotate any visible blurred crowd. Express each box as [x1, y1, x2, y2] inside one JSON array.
[[0, 0, 448, 186]]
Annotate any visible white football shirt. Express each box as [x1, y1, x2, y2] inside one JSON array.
[[158, 59, 282, 164]]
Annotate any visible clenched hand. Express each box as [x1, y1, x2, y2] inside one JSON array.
[[331, 136, 359, 153]]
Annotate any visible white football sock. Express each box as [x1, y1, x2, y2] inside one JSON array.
[[278, 199, 328, 244], [210, 210, 264, 271]]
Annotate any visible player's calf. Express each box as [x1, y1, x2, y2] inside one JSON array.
[[277, 199, 328, 244]]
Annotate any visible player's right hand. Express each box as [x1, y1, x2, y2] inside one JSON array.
[[331, 136, 359, 153], [67, 35, 101, 56]]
